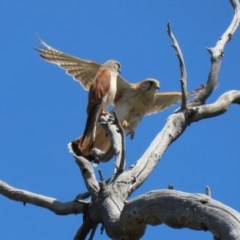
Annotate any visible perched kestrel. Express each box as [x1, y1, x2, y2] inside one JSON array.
[[37, 40, 186, 161], [71, 78, 184, 162], [81, 60, 121, 149]]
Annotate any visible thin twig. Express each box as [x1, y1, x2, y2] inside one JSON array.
[[189, 0, 240, 106], [191, 90, 240, 121], [167, 22, 188, 110], [112, 111, 126, 173], [75, 156, 99, 200], [74, 217, 96, 240], [88, 223, 98, 240]]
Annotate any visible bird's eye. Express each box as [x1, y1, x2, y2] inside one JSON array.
[[116, 63, 121, 72], [141, 82, 150, 91]]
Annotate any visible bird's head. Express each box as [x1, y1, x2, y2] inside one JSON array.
[[102, 60, 121, 74], [140, 78, 160, 92]]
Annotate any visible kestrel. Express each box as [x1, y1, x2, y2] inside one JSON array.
[[70, 78, 184, 162], [37, 40, 187, 161], [81, 60, 121, 149]]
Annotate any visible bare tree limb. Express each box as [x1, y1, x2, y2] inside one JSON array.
[[120, 89, 239, 196], [119, 112, 186, 195], [191, 90, 240, 121], [120, 190, 240, 240], [118, 0, 240, 197], [112, 111, 126, 174], [167, 22, 188, 109], [1, 1, 240, 240], [74, 216, 98, 240], [190, 0, 240, 106], [0, 180, 86, 215], [74, 156, 99, 201], [91, 112, 126, 172]]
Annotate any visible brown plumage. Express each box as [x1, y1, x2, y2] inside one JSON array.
[[81, 60, 121, 148], [37, 39, 192, 162], [72, 78, 184, 162]]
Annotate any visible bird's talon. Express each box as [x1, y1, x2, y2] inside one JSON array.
[[122, 120, 129, 128], [107, 114, 116, 124], [127, 130, 135, 139]]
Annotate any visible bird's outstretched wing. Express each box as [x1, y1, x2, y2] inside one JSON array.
[[36, 39, 130, 94], [145, 92, 182, 115], [36, 39, 100, 89]]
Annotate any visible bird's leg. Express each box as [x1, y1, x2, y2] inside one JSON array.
[[122, 120, 129, 128], [127, 130, 135, 139], [100, 110, 111, 116], [99, 112, 115, 125], [122, 120, 134, 139]]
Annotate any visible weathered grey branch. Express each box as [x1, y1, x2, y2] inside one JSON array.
[[167, 22, 188, 109], [190, 0, 240, 106], [74, 156, 99, 201], [74, 217, 97, 240], [120, 190, 240, 240], [0, 180, 85, 215], [1, 1, 240, 240], [112, 111, 126, 173], [191, 90, 240, 121], [117, 0, 240, 197], [118, 90, 240, 197], [91, 112, 126, 172]]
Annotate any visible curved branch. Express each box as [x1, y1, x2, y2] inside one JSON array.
[[74, 156, 99, 200], [117, 89, 239, 196], [0, 180, 86, 215], [95, 112, 126, 173], [1, 2, 240, 240], [190, 0, 240, 106], [118, 110, 187, 195], [167, 23, 188, 109], [116, 0, 240, 198], [191, 90, 240, 121], [120, 190, 240, 240]]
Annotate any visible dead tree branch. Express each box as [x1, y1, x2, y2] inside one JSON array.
[[93, 112, 126, 173], [190, 0, 240, 106], [191, 90, 240, 121], [120, 0, 240, 197], [120, 190, 240, 240], [74, 156, 99, 201], [167, 23, 188, 109], [0, 1, 240, 240], [0, 180, 86, 215]]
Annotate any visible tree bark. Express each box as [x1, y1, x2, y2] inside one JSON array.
[[0, 0, 240, 239], [121, 190, 240, 240]]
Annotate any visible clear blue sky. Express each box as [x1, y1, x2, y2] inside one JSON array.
[[0, 1, 239, 239]]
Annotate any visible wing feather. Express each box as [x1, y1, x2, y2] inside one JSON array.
[[146, 92, 182, 115], [36, 39, 131, 98], [36, 39, 100, 89]]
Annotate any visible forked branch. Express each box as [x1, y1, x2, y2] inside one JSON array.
[[116, 0, 240, 200], [0, 1, 240, 240], [190, 0, 240, 106]]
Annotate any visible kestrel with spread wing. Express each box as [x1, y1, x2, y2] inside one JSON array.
[[71, 78, 184, 162], [81, 60, 121, 149], [36, 40, 187, 161]]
